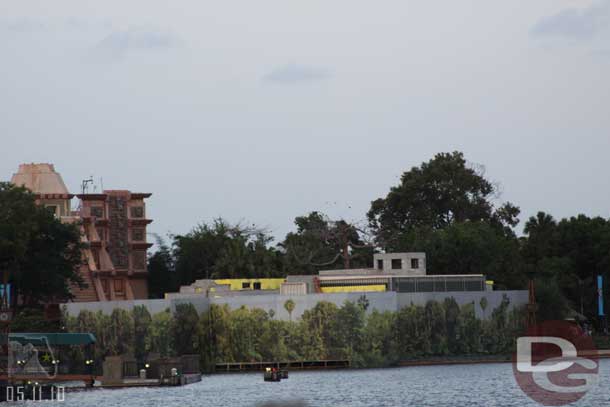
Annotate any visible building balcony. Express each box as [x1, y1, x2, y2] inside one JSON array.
[[128, 218, 153, 226]]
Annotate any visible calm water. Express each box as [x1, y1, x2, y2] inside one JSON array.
[[14, 360, 610, 406]]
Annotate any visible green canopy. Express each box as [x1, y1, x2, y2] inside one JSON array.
[[9, 333, 96, 346]]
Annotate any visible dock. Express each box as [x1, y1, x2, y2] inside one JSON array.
[[215, 360, 350, 372], [100, 373, 202, 388]]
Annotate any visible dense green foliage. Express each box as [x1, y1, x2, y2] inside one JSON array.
[[522, 212, 610, 319], [147, 216, 373, 297], [0, 182, 84, 307], [172, 219, 285, 285], [11, 308, 60, 332], [147, 238, 178, 299], [281, 212, 374, 274], [65, 299, 524, 371], [146, 151, 610, 324]]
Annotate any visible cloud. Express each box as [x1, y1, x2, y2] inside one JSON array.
[[263, 64, 331, 84], [91, 27, 180, 61], [0, 17, 110, 33], [0, 17, 49, 32], [591, 49, 610, 60], [530, 1, 610, 40]]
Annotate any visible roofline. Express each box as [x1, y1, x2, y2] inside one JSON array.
[[76, 194, 107, 200], [318, 274, 485, 280]]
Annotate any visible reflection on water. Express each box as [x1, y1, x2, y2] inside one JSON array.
[[16, 360, 610, 407]]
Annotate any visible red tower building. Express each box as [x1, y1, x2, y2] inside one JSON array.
[[10, 164, 152, 302]]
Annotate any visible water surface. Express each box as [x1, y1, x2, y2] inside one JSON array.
[[17, 360, 610, 406]]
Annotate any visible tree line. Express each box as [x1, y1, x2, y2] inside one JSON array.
[[63, 297, 524, 372], [148, 152, 610, 324], [2, 151, 609, 324]]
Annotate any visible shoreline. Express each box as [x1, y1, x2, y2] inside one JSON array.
[[23, 349, 610, 392]]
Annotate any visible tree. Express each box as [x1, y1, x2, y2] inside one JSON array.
[[132, 305, 152, 362], [64, 298, 531, 369], [173, 219, 283, 285], [259, 319, 290, 361], [108, 309, 135, 356], [412, 221, 524, 289], [521, 213, 610, 321], [535, 278, 570, 321], [392, 304, 429, 358], [357, 295, 370, 312], [284, 299, 296, 321], [332, 301, 366, 360], [300, 301, 338, 359], [522, 212, 559, 269], [443, 298, 461, 354], [171, 304, 200, 355], [147, 310, 173, 357], [0, 182, 84, 307], [457, 303, 482, 354], [147, 236, 178, 299], [362, 310, 395, 366], [281, 212, 373, 274], [367, 152, 518, 249], [11, 308, 59, 333]]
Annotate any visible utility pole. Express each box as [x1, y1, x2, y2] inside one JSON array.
[[342, 239, 350, 270], [336, 221, 351, 270], [525, 271, 537, 329]]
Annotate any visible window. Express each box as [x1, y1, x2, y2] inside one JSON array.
[[253, 282, 262, 290], [242, 282, 251, 289], [391, 259, 402, 270], [377, 259, 383, 270], [411, 258, 419, 269], [132, 251, 147, 270], [90, 206, 103, 218], [114, 279, 124, 293], [132, 229, 145, 241], [130, 206, 144, 218]]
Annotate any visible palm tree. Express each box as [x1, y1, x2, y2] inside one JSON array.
[[284, 299, 296, 321], [523, 212, 558, 274]]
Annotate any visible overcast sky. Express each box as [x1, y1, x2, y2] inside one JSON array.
[[1, 0, 609, 242]]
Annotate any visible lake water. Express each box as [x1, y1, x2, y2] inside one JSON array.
[[19, 360, 610, 406]]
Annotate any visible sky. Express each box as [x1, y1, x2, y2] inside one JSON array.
[[1, 0, 609, 243]]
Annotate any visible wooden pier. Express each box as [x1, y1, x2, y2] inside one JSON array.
[[215, 360, 350, 372]]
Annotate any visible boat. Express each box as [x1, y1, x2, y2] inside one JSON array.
[[263, 367, 281, 382]]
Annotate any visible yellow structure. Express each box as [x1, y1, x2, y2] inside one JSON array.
[[213, 278, 285, 291], [320, 285, 386, 293]]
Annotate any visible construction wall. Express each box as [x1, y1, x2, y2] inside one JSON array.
[[63, 290, 527, 321]]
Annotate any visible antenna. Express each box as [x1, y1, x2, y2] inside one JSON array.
[[81, 176, 94, 195]]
